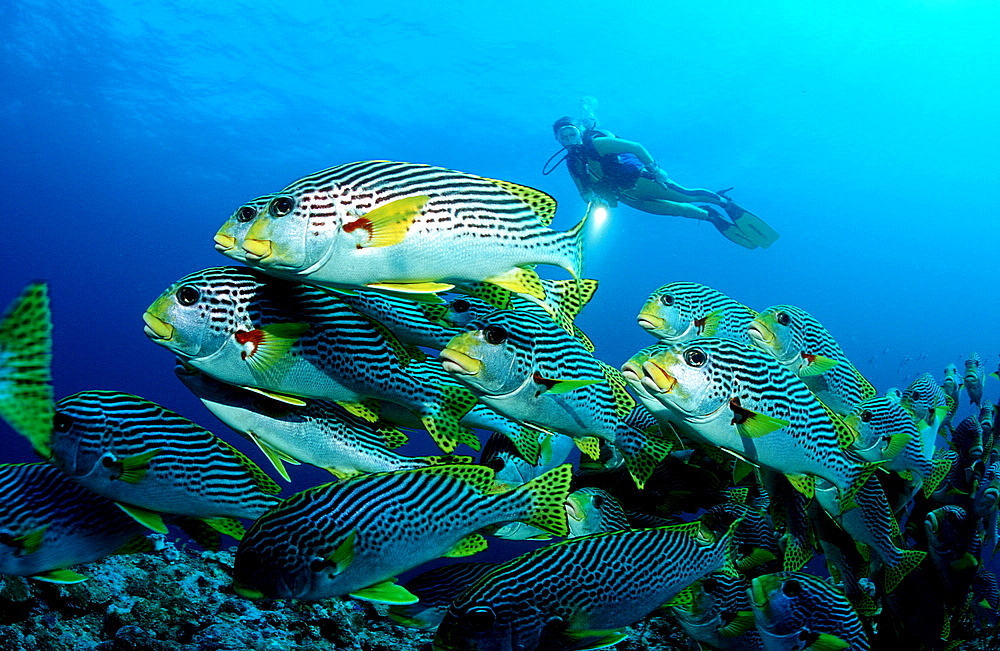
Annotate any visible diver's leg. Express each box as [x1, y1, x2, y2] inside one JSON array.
[[619, 197, 716, 221], [633, 177, 725, 205]]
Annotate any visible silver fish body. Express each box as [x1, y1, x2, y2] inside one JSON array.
[[216, 160, 585, 295]]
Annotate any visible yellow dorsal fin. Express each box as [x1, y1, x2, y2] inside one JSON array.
[[485, 178, 557, 226]]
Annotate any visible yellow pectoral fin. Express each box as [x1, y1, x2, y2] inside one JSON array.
[[346, 195, 429, 247], [537, 376, 604, 395], [799, 354, 840, 377], [884, 433, 912, 459], [732, 401, 789, 438], [242, 323, 310, 374], [16, 527, 47, 555], [698, 309, 722, 336], [119, 448, 161, 484], [785, 474, 815, 499], [349, 580, 419, 605], [330, 530, 357, 573]]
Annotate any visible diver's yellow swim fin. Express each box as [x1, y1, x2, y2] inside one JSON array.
[[723, 201, 780, 249]]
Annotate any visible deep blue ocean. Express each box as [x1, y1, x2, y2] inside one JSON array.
[[2, 0, 998, 568]]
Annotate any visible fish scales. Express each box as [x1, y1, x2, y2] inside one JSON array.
[[52, 391, 280, 520]]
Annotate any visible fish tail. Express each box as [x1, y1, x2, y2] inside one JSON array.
[[614, 423, 673, 490], [508, 463, 573, 537], [883, 548, 926, 593], [0, 282, 54, 458], [557, 211, 588, 286]]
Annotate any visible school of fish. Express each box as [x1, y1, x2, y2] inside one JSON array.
[[1, 160, 999, 651]]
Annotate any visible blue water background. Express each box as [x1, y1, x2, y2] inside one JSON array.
[[2, 0, 998, 537]]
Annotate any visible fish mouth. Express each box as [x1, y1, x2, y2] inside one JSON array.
[[243, 238, 273, 262], [143, 312, 175, 340], [214, 233, 237, 251], [640, 360, 677, 394], [749, 575, 777, 610], [636, 312, 664, 331], [565, 499, 584, 522], [440, 348, 482, 375], [746, 320, 774, 347]]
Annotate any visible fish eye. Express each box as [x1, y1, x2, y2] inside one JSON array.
[[309, 557, 330, 573], [237, 205, 257, 223], [269, 196, 295, 216], [684, 348, 707, 367], [776, 311, 791, 326], [451, 299, 470, 313], [484, 325, 508, 345], [176, 286, 201, 306], [658, 294, 674, 306], [910, 391, 922, 401], [592, 494, 605, 508], [485, 457, 505, 472], [101, 457, 116, 468], [860, 410, 873, 423], [53, 413, 73, 432], [782, 579, 802, 597], [465, 606, 497, 631]]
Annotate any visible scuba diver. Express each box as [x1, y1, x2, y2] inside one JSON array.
[[547, 115, 779, 249]]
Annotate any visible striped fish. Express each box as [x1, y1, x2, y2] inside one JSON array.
[[0, 463, 151, 583], [389, 561, 500, 630], [432, 518, 739, 651], [231, 463, 572, 601], [748, 304, 875, 416], [440, 309, 672, 488], [621, 338, 872, 511], [814, 475, 925, 593], [925, 505, 981, 607], [942, 363, 961, 424], [565, 487, 631, 537], [50, 390, 281, 537], [174, 362, 467, 480], [899, 373, 950, 461], [844, 395, 950, 500], [965, 352, 986, 406], [0, 282, 54, 458], [430, 278, 599, 352], [670, 572, 763, 651], [750, 571, 871, 651], [951, 415, 985, 465], [214, 160, 586, 299], [636, 281, 757, 345], [335, 288, 464, 351], [143, 266, 479, 454]]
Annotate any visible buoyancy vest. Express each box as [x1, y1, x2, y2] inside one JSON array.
[[566, 129, 645, 197]]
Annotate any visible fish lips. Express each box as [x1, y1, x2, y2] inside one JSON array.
[[142, 311, 175, 341], [440, 348, 483, 376], [746, 319, 774, 348]]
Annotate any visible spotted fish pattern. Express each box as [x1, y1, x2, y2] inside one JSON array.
[[0, 282, 54, 458]]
